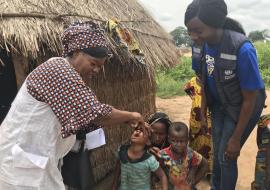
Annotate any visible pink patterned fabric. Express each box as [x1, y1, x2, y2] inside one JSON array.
[[61, 21, 108, 57], [26, 57, 112, 138]]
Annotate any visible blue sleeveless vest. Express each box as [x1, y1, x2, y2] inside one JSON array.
[[194, 30, 266, 122]]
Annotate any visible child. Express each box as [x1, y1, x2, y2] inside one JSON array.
[[148, 112, 172, 156], [112, 123, 168, 190], [147, 112, 172, 190], [251, 114, 270, 190], [159, 122, 208, 190], [184, 76, 213, 175]]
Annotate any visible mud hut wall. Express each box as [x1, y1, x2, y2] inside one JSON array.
[[11, 53, 29, 88], [88, 59, 156, 183], [11, 48, 57, 89]]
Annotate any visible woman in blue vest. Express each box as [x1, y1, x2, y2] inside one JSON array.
[[184, 0, 266, 189]]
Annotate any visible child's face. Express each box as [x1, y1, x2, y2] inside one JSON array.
[[169, 130, 188, 154], [151, 122, 167, 146], [130, 127, 149, 145]]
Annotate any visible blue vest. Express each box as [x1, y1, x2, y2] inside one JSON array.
[[194, 30, 266, 122]]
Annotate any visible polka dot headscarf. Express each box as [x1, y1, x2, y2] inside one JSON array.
[[61, 21, 109, 57]]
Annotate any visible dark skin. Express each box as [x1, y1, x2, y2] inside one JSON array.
[[66, 51, 144, 128], [186, 17, 259, 160], [168, 129, 208, 186], [112, 126, 168, 190], [149, 122, 168, 156], [151, 122, 168, 146]]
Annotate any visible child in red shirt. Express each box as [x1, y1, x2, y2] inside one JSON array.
[[159, 122, 208, 190]]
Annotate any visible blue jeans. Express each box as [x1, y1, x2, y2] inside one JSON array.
[[210, 97, 264, 190]]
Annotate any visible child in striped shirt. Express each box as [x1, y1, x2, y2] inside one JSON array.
[[112, 123, 168, 190]]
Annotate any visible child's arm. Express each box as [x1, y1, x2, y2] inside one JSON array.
[[112, 160, 121, 190], [149, 146, 161, 158], [193, 158, 209, 185], [154, 166, 168, 190]]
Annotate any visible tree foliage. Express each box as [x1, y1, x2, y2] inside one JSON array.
[[170, 26, 192, 47], [248, 29, 270, 42]]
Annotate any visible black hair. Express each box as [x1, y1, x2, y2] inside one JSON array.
[[169, 122, 189, 137], [184, 0, 245, 35], [81, 47, 109, 58], [223, 17, 246, 35], [184, 0, 200, 26], [147, 112, 172, 133], [185, 0, 227, 28], [68, 47, 109, 58]]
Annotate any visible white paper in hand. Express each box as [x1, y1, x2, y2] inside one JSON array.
[[85, 128, 106, 150]]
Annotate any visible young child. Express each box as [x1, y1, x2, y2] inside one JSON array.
[[112, 123, 168, 190], [184, 76, 213, 175], [148, 112, 172, 156], [159, 122, 208, 190], [147, 112, 172, 190], [251, 114, 270, 190]]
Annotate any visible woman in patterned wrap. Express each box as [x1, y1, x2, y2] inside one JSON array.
[[184, 76, 213, 177], [0, 21, 144, 190]]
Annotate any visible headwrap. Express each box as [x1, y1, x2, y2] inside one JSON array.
[[61, 21, 109, 58], [185, 0, 228, 29]]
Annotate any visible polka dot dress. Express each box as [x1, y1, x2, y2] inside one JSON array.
[[26, 57, 112, 138]]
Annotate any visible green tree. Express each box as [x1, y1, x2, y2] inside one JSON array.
[[248, 30, 269, 42], [170, 26, 192, 47]]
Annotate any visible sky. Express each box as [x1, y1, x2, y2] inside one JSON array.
[[138, 0, 270, 34]]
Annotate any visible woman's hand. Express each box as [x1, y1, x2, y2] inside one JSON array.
[[225, 136, 240, 160], [127, 112, 144, 128]]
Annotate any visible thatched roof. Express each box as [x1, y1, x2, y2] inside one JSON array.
[[0, 0, 178, 69]]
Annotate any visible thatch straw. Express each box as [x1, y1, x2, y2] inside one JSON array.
[[0, 0, 178, 69], [88, 58, 156, 183]]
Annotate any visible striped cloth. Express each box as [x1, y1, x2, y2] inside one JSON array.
[[118, 145, 159, 190]]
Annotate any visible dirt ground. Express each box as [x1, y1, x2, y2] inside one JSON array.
[[156, 91, 270, 190]]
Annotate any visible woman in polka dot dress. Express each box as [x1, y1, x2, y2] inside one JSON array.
[[0, 21, 144, 190]]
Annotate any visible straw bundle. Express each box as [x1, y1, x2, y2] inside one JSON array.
[[0, 0, 178, 69]]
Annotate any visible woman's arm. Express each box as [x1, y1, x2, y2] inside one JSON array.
[[112, 160, 121, 190], [95, 107, 144, 127], [226, 42, 264, 160], [154, 166, 168, 190], [200, 85, 208, 129], [226, 90, 258, 160]]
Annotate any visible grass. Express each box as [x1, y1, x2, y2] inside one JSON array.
[[254, 41, 270, 88], [156, 41, 270, 98], [156, 56, 194, 98]]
